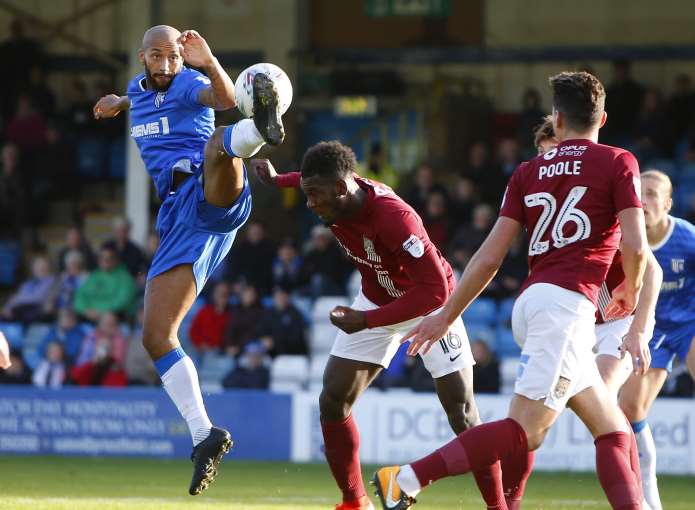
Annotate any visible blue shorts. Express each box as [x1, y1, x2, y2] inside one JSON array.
[[148, 168, 252, 294], [649, 322, 695, 372]]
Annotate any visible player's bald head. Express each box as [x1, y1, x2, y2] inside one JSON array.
[[142, 25, 180, 50]]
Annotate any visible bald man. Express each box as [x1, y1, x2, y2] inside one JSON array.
[[93, 26, 285, 495]]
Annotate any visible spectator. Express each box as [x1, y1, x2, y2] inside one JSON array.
[[0, 19, 42, 116], [34, 122, 78, 199], [71, 312, 127, 387], [45, 250, 88, 316], [0, 349, 31, 384], [422, 191, 451, 252], [57, 227, 96, 272], [102, 217, 146, 278], [402, 164, 446, 217], [449, 177, 477, 225], [361, 141, 398, 190], [634, 88, 670, 161], [603, 60, 644, 144], [38, 309, 86, 364], [227, 222, 275, 295], [73, 246, 137, 321], [516, 88, 545, 157], [65, 79, 98, 135], [667, 73, 695, 142], [471, 340, 500, 393], [299, 226, 351, 297], [32, 341, 66, 389], [223, 285, 265, 357], [222, 341, 270, 389], [272, 240, 303, 292], [190, 281, 232, 352], [259, 287, 308, 356], [1, 254, 55, 323], [497, 138, 521, 176], [125, 306, 158, 385], [489, 233, 528, 299], [0, 143, 27, 238], [460, 141, 505, 205], [5, 94, 47, 152], [450, 203, 495, 255]]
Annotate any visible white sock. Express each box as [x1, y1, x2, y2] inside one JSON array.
[[634, 422, 662, 510], [161, 356, 213, 445], [223, 119, 265, 158], [397, 464, 422, 498]]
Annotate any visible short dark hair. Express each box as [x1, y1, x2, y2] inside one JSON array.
[[533, 115, 555, 149], [549, 72, 605, 132], [300, 141, 356, 179]]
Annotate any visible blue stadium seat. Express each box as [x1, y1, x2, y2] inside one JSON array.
[[199, 352, 235, 384], [464, 321, 495, 348], [497, 297, 515, 326], [644, 159, 676, 177], [495, 326, 521, 359], [108, 139, 126, 179], [462, 298, 497, 325], [24, 324, 51, 350], [261, 296, 274, 309], [77, 138, 106, 178], [0, 242, 20, 286], [0, 322, 24, 349]]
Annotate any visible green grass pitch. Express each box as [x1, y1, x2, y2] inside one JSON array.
[[1, 456, 692, 509]]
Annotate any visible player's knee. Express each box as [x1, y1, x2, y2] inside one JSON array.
[[319, 387, 352, 421], [204, 126, 227, 162], [619, 399, 645, 422], [442, 397, 480, 434]]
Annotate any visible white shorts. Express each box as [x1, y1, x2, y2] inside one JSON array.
[[331, 291, 475, 378], [594, 315, 655, 380], [511, 283, 602, 412]]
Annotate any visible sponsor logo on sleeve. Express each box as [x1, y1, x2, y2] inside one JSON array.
[[402, 234, 424, 258]]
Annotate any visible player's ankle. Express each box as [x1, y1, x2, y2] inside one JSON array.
[[396, 464, 422, 497]]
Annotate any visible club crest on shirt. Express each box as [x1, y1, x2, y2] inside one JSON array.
[[363, 237, 375, 253], [552, 376, 571, 399], [154, 91, 167, 109], [402, 234, 424, 258], [671, 258, 685, 274]]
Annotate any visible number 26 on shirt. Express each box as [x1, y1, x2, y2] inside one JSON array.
[[525, 186, 591, 256]]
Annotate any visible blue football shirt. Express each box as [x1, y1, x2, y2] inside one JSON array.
[[127, 67, 214, 200], [652, 215, 695, 331]]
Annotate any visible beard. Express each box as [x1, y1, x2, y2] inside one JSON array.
[[145, 66, 175, 92]]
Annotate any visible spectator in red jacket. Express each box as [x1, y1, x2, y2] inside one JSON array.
[[189, 281, 232, 352]]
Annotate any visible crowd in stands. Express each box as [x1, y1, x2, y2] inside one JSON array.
[[0, 20, 693, 396]]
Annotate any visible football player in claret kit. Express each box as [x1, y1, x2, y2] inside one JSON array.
[[253, 142, 508, 510], [372, 72, 649, 510], [93, 25, 285, 494], [618, 170, 695, 510]]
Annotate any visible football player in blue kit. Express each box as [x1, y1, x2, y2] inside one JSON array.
[[93, 25, 284, 495], [619, 170, 695, 510]]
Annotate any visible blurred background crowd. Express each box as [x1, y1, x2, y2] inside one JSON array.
[[1, 0, 694, 398]]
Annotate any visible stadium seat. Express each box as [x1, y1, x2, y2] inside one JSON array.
[[0, 322, 24, 349], [495, 326, 521, 359], [0, 242, 20, 286], [310, 322, 339, 355], [464, 322, 495, 348], [644, 159, 676, 177], [108, 140, 126, 179], [198, 352, 235, 385], [24, 324, 51, 350], [270, 355, 309, 392], [77, 138, 107, 178], [290, 296, 313, 324], [309, 355, 329, 390], [497, 297, 515, 326], [499, 357, 519, 395], [312, 296, 350, 324], [462, 298, 497, 325]]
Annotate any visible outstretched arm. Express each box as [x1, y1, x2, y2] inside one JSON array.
[[93, 94, 130, 119], [402, 216, 521, 355], [178, 30, 235, 110]]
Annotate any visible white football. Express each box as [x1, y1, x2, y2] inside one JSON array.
[[234, 63, 293, 119]]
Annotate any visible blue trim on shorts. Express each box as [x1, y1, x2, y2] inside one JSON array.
[[631, 419, 648, 433]]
